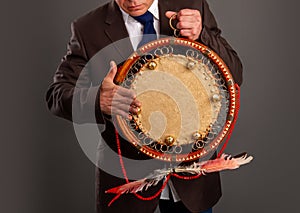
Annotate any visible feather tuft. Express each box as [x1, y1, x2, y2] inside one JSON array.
[[106, 153, 253, 195], [197, 153, 253, 173], [105, 168, 171, 194]]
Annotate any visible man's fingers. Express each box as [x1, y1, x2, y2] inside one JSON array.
[[180, 30, 199, 40], [100, 61, 142, 118], [178, 9, 200, 17], [131, 99, 142, 108], [165, 9, 202, 40], [176, 15, 199, 23], [115, 86, 136, 99], [112, 93, 141, 108], [166, 10, 201, 21], [180, 29, 194, 37], [112, 95, 135, 106], [112, 102, 140, 115], [129, 106, 141, 115], [111, 103, 141, 119], [176, 21, 195, 30], [105, 61, 118, 82]]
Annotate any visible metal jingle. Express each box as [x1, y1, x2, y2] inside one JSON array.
[[212, 94, 221, 102], [168, 13, 177, 30], [147, 61, 157, 70], [192, 131, 203, 140], [160, 144, 169, 153], [174, 145, 182, 154], [143, 137, 153, 145], [164, 136, 176, 146], [196, 140, 205, 149], [138, 132, 145, 140], [136, 107, 142, 115], [173, 29, 181, 37], [155, 143, 162, 151], [187, 61, 196, 70]]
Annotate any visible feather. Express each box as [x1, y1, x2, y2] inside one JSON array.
[[106, 168, 171, 194], [106, 178, 147, 194], [106, 153, 253, 195], [175, 153, 253, 175], [200, 153, 253, 173]]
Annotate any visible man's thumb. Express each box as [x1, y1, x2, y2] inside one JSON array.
[[106, 61, 118, 81], [165, 11, 177, 19]]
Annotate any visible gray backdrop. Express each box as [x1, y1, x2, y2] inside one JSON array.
[[1, 0, 299, 212]]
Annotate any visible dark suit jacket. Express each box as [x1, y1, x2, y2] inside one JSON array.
[[46, 1, 243, 212]]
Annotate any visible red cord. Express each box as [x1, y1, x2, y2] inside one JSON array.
[[109, 83, 240, 204], [108, 129, 171, 206], [217, 84, 240, 158], [172, 84, 240, 179], [171, 173, 201, 180]]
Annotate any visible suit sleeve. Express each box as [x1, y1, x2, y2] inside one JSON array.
[[198, 0, 243, 85], [45, 21, 105, 124]]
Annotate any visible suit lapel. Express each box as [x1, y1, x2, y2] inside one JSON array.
[[103, 0, 175, 59], [104, 1, 134, 60]]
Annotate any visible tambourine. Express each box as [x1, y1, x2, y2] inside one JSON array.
[[114, 37, 237, 162]]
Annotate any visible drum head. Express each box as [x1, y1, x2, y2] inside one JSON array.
[[114, 37, 237, 162]]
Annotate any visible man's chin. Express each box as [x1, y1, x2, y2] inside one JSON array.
[[127, 6, 147, 16]]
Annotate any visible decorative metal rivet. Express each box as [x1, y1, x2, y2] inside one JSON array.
[[193, 131, 202, 140], [165, 136, 175, 146], [212, 94, 220, 102], [136, 107, 141, 115], [187, 61, 196, 70], [148, 61, 157, 70]]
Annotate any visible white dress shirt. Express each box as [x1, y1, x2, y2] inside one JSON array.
[[119, 0, 160, 50]]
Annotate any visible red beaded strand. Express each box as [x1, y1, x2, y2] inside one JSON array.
[[113, 129, 171, 204], [173, 84, 240, 180], [217, 84, 240, 158], [111, 83, 240, 203]]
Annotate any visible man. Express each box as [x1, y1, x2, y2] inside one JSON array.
[[46, 0, 243, 212]]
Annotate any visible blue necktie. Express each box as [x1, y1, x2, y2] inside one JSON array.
[[132, 11, 157, 48]]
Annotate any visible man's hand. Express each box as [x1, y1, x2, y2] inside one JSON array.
[[165, 9, 202, 40], [100, 61, 141, 120]]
